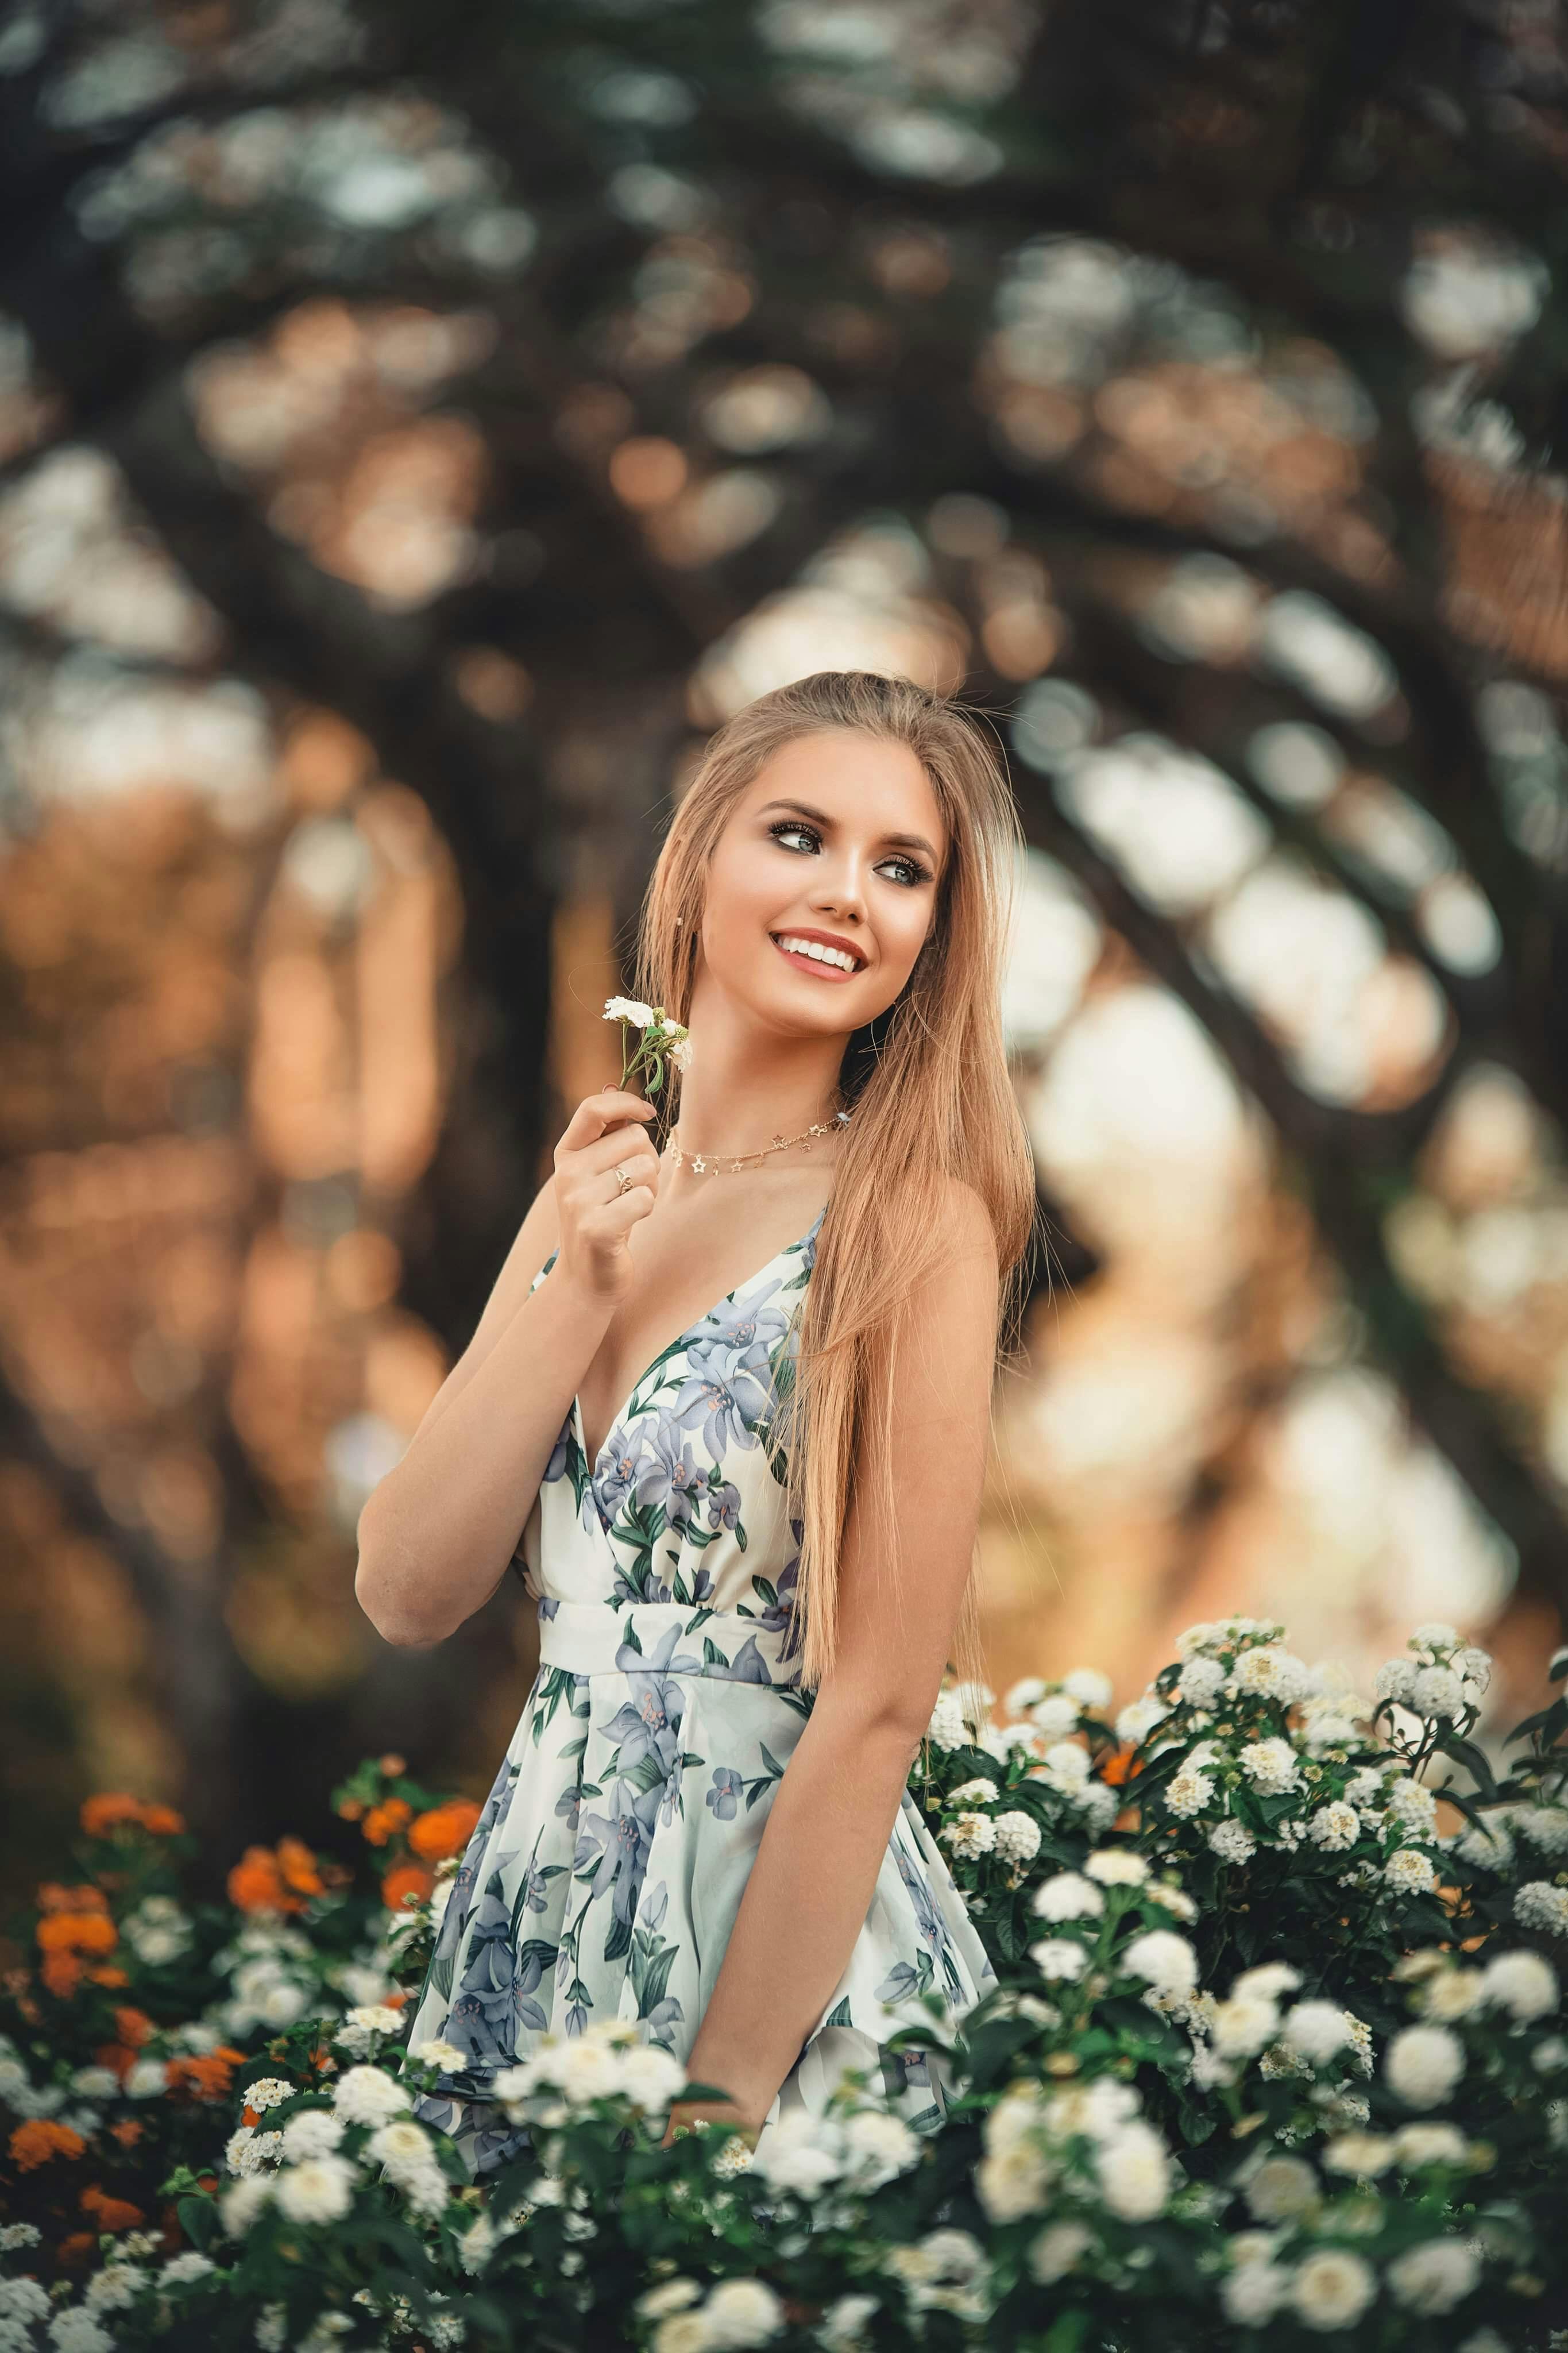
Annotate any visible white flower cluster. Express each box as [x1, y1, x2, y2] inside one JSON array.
[[332, 2003, 407, 2059], [977, 2073, 1172, 2234], [749, 2105, 920, 2200], [119, 1894, 192, 1967], [1025, 1740, 1119, 1833], [226, 2123, 284, 2176], [638, 2275, 785, 2353], [1373, 1625, 1492, 1724], [884, 2229, 992, 2325], [1513, 1880, 1568, 1935], [211, 1920, 319, 2037], [1219, 2136, 1489, 2325], [215, 2065, 463, 2238], [492, 2019, 688, 2121]]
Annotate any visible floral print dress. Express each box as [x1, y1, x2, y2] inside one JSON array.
[[403, 1202, 997, 2173]]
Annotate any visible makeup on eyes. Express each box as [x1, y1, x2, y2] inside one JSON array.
[[764, 813, 932, 890]]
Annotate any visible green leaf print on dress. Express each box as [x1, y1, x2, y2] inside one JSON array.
[[401, 1201, 997, 2177]]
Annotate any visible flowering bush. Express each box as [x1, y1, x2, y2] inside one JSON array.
[[2, 1621, 1566, 2350]]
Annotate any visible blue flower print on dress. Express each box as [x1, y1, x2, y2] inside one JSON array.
[[594, 1424, 643, 1527], [671, 1332, 782, 1465], [706, 1478, 743, 1533], [402, 1199, 997, 2178], [432, 1752, 518, 1970], [603, 1624, 696, 1798], [710, 1631, 774, 1686], [702, 1282, 800, 1392], [445, 1863, 534, 2066], [751, 1541, 801, 1636], [573, 1776, 662, 1934], [631, 1421, 706, 1527]]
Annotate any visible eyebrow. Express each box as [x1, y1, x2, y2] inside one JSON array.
[[755, 799, 941, 865]]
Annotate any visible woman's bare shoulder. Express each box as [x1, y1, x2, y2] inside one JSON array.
[[927, 1176, 998, 1279]]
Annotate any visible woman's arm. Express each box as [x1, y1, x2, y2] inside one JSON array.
[[666, 1181, 999, 2140], [353, 1174, 611, 1647], [354, 1086, 661, 1647]]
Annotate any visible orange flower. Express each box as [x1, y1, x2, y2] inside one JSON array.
[[381, 1861, 435, 1914], [362, 1798, 414, 1848], [115, 2007, 155, 2049], [108, 2119, 143, 2149], [86, 1965, 128, 1989], [138, 1804, 186, 1837], [10, 2119, 87, 2170], [1098, 1743, 1145, 1789], [38, 1882, 109, 1915], [80, 1794, 145, 1837], [37, 1912, 117, 1958], [228, 1846, 289, 1914], [226, 1837, 324, 1913], [407, 1802, 480, 1863], [81, 2185, 145, 2232], [336, 1797, 365, 1822], [41, 1953, 84, 1999], [378, 1753, 407, 1777], [167, 2047, 244, 2102], [55, 2234, 97, 2269], [277, 1837, 323, 1897]]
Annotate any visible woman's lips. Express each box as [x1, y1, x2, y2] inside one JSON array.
[[770, 934, 860, 982]]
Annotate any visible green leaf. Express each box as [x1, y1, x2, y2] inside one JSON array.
[[176, 2196, 218, 2251], [639, 1944, 679, 2019], [1439, 1735, 1499, 1798]]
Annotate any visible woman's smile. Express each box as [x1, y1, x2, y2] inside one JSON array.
[[768, 928, 866, 982]]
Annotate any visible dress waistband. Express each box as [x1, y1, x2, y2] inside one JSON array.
[[536, 1596, 803, 1689]]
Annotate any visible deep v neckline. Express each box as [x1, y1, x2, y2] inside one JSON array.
[[558, 1202, 829, 1476]]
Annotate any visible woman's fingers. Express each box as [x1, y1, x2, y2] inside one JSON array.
[[551, 1088, 662, 1300], [555, 1087, 656, 1152]]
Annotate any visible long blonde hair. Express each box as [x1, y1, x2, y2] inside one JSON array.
[[631, 670, 1040, 1694]]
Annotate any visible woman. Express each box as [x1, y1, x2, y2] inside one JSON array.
[[354, 669, 1038, 2173]]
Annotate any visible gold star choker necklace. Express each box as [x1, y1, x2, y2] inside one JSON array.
[[668, 1106, 851, 1175]]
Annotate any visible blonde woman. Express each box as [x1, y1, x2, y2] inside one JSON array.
[[356, 670, 1038, 2171]]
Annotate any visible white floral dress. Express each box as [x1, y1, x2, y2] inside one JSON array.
[[403, 1202, 997, 2173]]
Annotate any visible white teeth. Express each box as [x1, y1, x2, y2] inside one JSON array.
[[775, 934, 858, 972]]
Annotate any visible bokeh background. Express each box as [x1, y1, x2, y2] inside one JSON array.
[[3, 0, 1567, 1900]]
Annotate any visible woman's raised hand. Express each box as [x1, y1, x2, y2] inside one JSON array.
[[551, 1087, 662, 1306]]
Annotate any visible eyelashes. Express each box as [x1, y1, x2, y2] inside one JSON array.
[[766, 817, 931, 890]]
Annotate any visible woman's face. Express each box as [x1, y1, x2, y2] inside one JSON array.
[[697, 728, 947, 1034]]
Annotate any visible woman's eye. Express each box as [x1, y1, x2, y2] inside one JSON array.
[[767, 819, 929, 889], [770, 821, 816, 854]]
